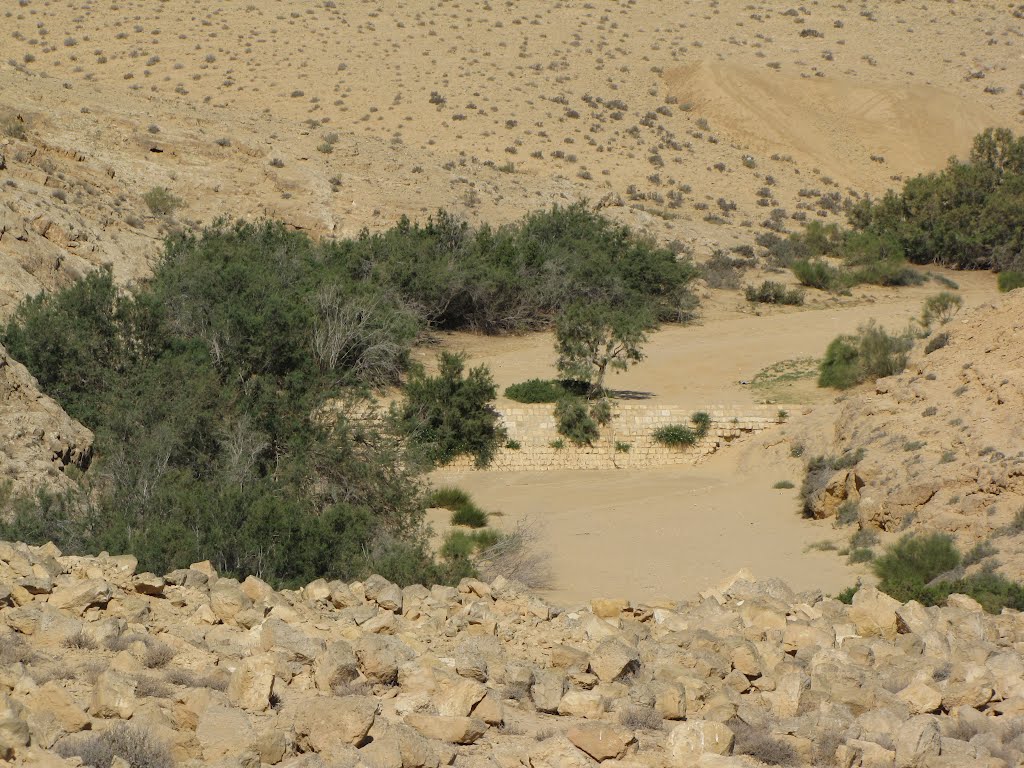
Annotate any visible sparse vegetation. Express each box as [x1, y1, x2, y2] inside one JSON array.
[[142, 186, 183, 216], [744, 281, 804, 306], [426, 486, 489, 528], [921, 292, 962, 327], [56, 723, 173, 768]]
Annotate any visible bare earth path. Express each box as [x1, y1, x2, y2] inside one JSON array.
[[431, 269, 1001, 605]]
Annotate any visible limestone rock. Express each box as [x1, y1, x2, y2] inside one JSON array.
[[589, 639, 640, 683], [849, 586, 901, 639], [666, 721, 735, 763], [404, 714, 487, 744], [566, 723, 636, 762], [227, 655, 277, 712], [294, 696, 378, 752], [89, 670, 137, 719], [48, 579, 112, 614]]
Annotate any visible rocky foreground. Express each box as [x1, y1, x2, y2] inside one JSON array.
[[2, 543, 1024, 767]]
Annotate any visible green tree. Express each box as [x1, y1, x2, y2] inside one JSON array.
[[554, 302, 651, 396]]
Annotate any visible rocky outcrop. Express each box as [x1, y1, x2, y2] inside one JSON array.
[[2, 540, 1023, 767], [0, 344, 92, 494]]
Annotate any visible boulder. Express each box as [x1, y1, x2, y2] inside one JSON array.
[[0, 694, 29, 760], [312, 640, 359, 693], [894, 715, 941, 768], [589, 639, 641, 683], [404, 714, 487, 745], [566, 723, 636, 761], [196, 703, 256, 762], [363, 574, 403, 613], [666, 721, 735, 764], [227, 655, 277, 712], [209, 579, 252, 624], [48, 579, 112, 614], [850, 587, 901, 639], [21, 682, 90, 748], [294, 695, 378, 752], [531, 670, 567, 713], [89, 670, 137, 719]]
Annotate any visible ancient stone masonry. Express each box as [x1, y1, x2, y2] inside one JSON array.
[[440, 403, 781, 472]]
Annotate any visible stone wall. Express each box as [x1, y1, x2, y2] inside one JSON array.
[[437, 402, 781, 472]]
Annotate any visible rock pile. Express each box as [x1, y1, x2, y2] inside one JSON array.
[[2, 542, 1023, 767]]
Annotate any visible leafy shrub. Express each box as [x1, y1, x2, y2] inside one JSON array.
[[818, 322, 913, 389], [426, 486, 488, 528], [554, 395, 600, 446], [400, 352, 504, 468], [872, 533, 961, 601], [791, 258, 846, 292], [744, 281, 804, 305], [143, 186, 183, 216], [773, 480, 795, 489], [998, 271, 1024, 292], [441, 529, 500, 560], [848, 548, 875, 564], [921, 292, 963, 327], [653, 412, 711, 448], [505, 439, 521, 450], [505, 379, 566, 403]]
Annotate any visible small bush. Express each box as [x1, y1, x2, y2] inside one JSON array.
[[729, 719, 798, 766], [701, 250, 748, 289], [963, 540, 997, 566], [792, 258, 845, 292], [924, 333, 949, 354], [998, 271, 1024, 292], [63, 630, 97, 650], [773, 480, 795, 489], [818, 322, 912, 389], [475, 518, 552, 589], [554, 395, 599, 445], [426, 486, 488, 528], [835, 585, 858, 603], [142, 641, 175, 669], [142, 186, 183, 216], [56, 723, 173, 768], [505, 439, 521, 450], [745, 281, 804, 305], [653, 412, 710, 448], [619, 707, 663, 730], [614, 441, 631, 453], [921, 292, 963, 326], [848, 548, 875, 564], [505, 378, 567, 403]]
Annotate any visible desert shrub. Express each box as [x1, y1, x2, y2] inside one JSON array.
[[924, 332, 949, 355], [872, 533, 961, 601], [921, 292, 963, 327], [451, 503, 488, 528], [505, 379, 566, 403], [701, 250, 747, 289], [848, 548, 875, 564], [963, 539, 997, 566], [143, 186, 183, 216], [728, 719, 798, 766], [653, 412, 710, 448], [427, 486, 489, 526], [142, 641, 175, 669], [619, 707, 663, 730], [400, 352, 504, 467], [773, 480, 795, 489], [554, 395, 600, 445], [818, 322, 913, 389], [835, 585, 858, 604], [475, 519, 552, 588], [744, 281, 804, 305], [999, 271, 1024, 292], [791, 258, 846, 292], [56, 723, 173, 768]]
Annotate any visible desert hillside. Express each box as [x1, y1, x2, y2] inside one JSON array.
[[2, 0, 1021, 315]]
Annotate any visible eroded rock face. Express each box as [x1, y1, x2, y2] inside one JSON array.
[[0, 344, 93, 495], [1, 543, 1024, 767]]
